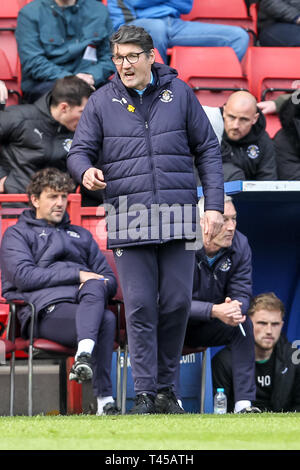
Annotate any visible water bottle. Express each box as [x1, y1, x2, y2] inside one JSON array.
[[214, 388, 227, 414]]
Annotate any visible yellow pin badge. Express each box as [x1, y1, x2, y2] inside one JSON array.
[[127, 104, 135, 113]]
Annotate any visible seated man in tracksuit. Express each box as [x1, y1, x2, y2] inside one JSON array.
[[180, 194, 260, 413], [0, 168, 119, 415]]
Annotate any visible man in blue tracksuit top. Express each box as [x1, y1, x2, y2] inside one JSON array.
[[0, 168, 119, 415], [67, 25, 224, 414], [180, 195, 260, 413]]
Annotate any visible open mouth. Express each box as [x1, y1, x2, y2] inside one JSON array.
[[124, 70, 134, 77]]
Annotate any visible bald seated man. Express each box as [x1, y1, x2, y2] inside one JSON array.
[[211, 91, 278, 181]]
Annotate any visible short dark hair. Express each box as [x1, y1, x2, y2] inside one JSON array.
[[50, 76, 93, 107], [110, 25, 154, 57], [27, 168, 75, 206], [248, 292, 285, 319]]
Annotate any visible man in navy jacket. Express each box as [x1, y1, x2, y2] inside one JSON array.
[[182, 195, 260, 413], [0, 168, 119, 415], [67, 25, 224, 414]]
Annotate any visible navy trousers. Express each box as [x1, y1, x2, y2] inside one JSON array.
[[178, 315, 256, 403], [36, 279, 116, 397], [114, 240, 195, 395]]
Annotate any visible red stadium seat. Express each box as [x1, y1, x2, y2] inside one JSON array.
[[246, 46, 300, 102], [265, 114, 282, 139], [0, 0, 23, 100], [0, 0, 20, 28], [169, 46, 249, 106], [0, 48, 22, 106], [0, 48, 13, 80], [0, 30, 19, 78], [181, 0, 258, 43]]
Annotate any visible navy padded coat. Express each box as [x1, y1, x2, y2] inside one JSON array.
[[67, 62, 224, 248]]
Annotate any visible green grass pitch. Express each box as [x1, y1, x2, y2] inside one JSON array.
[[0, 413, 300, 451]]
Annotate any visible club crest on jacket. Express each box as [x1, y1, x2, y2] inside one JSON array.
[[160, 89, 173, 103]]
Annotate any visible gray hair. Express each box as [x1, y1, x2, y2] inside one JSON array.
[[198, 194, 233, 219]]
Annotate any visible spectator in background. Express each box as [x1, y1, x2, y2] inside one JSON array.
[[221, 91, 277, 181], [0, 75, 102, 205], [257, 0, 300, 47], [177, 195, 260, 414], [67, 25, 224, 415], [212, 292, 300, 412], [107, 0, 249, 63], [273, 96, 300, 180], [15, 0, 115, 103], [0, 168, 119, 415]]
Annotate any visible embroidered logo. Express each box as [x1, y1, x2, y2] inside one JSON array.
[[67, 230, 80, 238], [63, 138, 73, 152], [219, 257, 232, 272], [281, 367, 288, 374], [39, 229, 48, 238], [34, 128, 43, 139], [115, 248, 123, 257], [112, 97, 127, 106], [160, 89, 173, 103], [247, 144, 260, 159]]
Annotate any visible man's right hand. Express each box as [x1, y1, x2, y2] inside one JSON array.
[[82, 167, 106, 191]]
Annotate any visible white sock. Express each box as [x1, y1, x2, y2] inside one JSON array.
[[97, 396, 114, 415], [234, 400, 251, 413], [76, 339, 95, 359]]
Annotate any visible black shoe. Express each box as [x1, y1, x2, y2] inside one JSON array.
[[129, 393, 156, 415], [97, 402, 121, 416], [69, 352, 93, 383], [155, 388, 186, 414], [238, 406, 262, 414]]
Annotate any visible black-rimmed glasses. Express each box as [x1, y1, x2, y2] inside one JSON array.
[[112, 51, 147, 66]]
